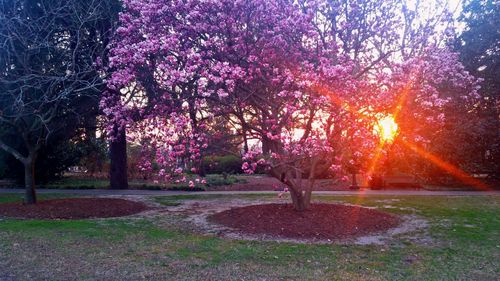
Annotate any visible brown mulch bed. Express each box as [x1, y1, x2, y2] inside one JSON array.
[[0, 198, 148, 220], [208, 203, 400, 240]]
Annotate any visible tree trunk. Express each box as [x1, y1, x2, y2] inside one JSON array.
[[24, 159, 37, 204], [262, 137, 271, 155], [350, 172, 359, 190], [289, 188, 311, 211], [197, 159, 206, 177], [242, 128, 249, 153], [109, 127, 128, 189]]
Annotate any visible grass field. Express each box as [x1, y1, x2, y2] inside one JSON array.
[[24, 174, 246, 190], [0, 194, 498, 280]]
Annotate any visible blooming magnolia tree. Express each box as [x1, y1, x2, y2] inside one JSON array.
[[385, 47, 481, 182], [104, 0, 480, 211]]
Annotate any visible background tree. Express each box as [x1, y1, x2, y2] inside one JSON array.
[[394, 0, 499, 185], [0, 0, 119, 203], [454, 0, 499, 180]]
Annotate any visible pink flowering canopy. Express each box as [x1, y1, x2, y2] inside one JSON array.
[[103, 0, 480, 210]]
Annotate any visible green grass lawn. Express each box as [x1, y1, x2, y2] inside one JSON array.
[[0, 193, 80, 204], [0, 194, 498, 280], [33, 174, 246, 190]]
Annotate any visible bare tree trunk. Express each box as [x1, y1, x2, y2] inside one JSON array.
[[262, 137, 271, 155], [273, 169, 313, 212], [242, 127, 249, 153], [23, 158, 37, 204], [350, 172, 359, 190], [289, 188, 311, 211], [288, 158, 318, 211], [0, 140, 38, 204], [109, 127, 128, 189]]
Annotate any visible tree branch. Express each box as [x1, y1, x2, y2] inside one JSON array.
[[0, 138, 27, 163]]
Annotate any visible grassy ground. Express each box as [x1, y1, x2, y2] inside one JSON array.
[[27, 174, 246, 190], [0, 193, 80, 204], [0, 194, 498, 280]]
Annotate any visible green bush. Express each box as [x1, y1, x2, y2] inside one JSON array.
[[201, 155, 243, 174], [204, 174, 246, 187]]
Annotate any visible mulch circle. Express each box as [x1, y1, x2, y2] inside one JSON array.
[[0, 198, 148, 220], [208, 203, 400, 240]]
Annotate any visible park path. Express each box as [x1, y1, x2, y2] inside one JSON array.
[[0, 188, 499, 196]]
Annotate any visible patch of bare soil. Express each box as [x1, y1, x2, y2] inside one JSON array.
[[0, 198, 148, 219], [208, 203, 400, 240]]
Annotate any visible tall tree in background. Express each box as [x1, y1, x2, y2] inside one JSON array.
[[456, 0, 499, 178], [0, 0, 119, 203]]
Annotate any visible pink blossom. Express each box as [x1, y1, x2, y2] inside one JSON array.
[[102, 0, 480, 211]]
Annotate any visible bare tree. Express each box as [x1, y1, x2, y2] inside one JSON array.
[[0, 0, 118, 203]]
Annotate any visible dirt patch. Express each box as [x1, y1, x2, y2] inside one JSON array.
[[0, 198, 148, 220], [208, 203, 400, 240], [354, 215, 430, 245]]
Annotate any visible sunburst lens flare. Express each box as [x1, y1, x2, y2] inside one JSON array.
[[376, 115, 398, 143]]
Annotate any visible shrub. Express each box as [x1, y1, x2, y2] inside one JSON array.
[[201, 155, 243, 174]]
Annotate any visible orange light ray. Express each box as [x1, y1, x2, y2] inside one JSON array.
[[311, 84, 370, 226], [365, 82, 411, 179], [401, 139, 491, 191], [365, 141, 386, 178]]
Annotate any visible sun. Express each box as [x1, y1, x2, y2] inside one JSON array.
[[376, 115, 398, 143]]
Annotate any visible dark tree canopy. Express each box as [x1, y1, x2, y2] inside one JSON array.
[[0, 0, 119, 203], [457, 0, 499, 96], [455, 0, 499, 179]]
